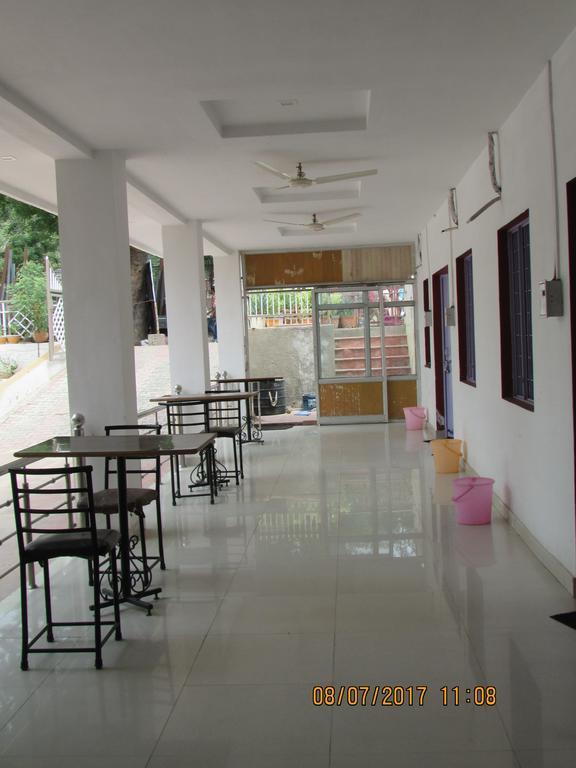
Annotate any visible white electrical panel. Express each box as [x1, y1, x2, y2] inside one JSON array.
[[539, 279, 563, 317]]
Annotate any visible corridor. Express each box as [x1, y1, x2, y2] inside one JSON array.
[[0, 424, 574, 767]]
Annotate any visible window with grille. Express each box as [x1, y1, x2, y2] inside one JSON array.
[[498, 213, 534, 410], [456, 251, 476, 385]]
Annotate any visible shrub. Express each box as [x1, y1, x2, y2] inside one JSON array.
[[9, 262, 48, 332], [0, 355, 18, 378]]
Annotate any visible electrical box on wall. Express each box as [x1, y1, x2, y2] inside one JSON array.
[[424, 310, 432, 327], [445, 306, 456, 327], [539, 279, 563, 317]]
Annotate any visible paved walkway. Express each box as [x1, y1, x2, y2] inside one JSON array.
[[0, 345, 177, 467], [0, 342, 218, 598]]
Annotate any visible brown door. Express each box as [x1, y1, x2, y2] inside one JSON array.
[[567, 177, 576, 594]]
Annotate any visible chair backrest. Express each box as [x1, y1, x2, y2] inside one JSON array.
[[10, 465, 98, 558], [205, 395, 242, 429], [165, 401, 208, 435], [103, 424, 161, 490]]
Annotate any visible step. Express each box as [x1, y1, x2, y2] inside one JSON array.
[[335, 336, 407, 347]]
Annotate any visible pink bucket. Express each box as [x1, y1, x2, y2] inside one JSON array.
[[403, 406, 427, 430], [452, 477, 494, 525]]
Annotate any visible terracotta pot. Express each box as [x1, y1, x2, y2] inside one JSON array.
[[33, 330, 49, 343], [6, 335, 21, 344]]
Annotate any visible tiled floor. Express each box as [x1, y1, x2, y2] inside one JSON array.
[[0, 424, 575, 767]]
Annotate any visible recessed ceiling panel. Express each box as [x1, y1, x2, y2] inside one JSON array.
[[254, 181, 361, 204], [201, 90, 370, 138], [279, 223, 357, 237]]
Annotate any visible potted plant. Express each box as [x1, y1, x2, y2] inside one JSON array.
[[339, 308, 359, 328], [8, 262, 49, 343], [0, 355, 18, 379]]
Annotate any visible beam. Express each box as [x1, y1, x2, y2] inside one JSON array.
[[0, 79, 92, 160]]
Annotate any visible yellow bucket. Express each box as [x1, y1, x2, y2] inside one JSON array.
[[431, 439, 462, 473]]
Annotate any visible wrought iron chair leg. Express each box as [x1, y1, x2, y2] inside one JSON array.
[[238, 434, 244, 479], [156, 498, 166, 570], [20, 563, 29, 671], [93, 555, 103, 670], [109, 548, 122, 641], [232, 438, 239, 485], [43, 561, 54, 642]]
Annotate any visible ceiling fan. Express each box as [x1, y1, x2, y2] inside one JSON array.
[[255, 160, 377, 189], [264, 212, 361, 232]]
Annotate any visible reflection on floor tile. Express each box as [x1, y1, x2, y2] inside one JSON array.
[[0, 424, 574, 765]]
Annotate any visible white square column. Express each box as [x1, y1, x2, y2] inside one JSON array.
[[55, 151, 138, 435], [162, 222, 210, 393], [213, 251, 246, 377]]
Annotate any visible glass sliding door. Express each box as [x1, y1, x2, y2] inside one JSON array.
[[314, 287, 386, 424], [381, 283, 418, 420]]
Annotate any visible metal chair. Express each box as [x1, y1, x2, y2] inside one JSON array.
[[10, 465, 122, 671], [166, 397, 242, 503], [92, 424, 166, 588]]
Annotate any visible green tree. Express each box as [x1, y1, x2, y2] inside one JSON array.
[[0, 194, 60, 269], [8, 262, 48, 332]]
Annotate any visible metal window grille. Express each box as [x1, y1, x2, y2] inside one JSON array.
[[507, 220, 533, 402]]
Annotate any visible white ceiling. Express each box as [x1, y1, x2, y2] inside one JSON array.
[[0, 0, 575, 255]]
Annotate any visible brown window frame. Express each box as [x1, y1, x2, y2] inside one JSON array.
[[498, 210, 534, 411], [423, 278, 431, 368], [456, 250, 476, 386]]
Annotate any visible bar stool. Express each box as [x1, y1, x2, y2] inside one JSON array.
[[10, 465, 122, 671]]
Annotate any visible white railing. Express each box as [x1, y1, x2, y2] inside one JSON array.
[[247, 290, 313, 326], [0, 300, 34, 338]]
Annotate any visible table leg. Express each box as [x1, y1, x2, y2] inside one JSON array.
[[99, 456, 162, 614]]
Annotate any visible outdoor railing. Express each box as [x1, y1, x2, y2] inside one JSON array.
[[0, 300, 34, 338], [0, 403, 168, 591], [246, 289, 313, 326]]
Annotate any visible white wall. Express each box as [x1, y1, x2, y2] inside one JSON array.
[[417, 27, 576, 586]]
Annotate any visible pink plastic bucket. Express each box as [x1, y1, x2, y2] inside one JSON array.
[[403, 406, 427, 430], [452, 477, 494, 525]]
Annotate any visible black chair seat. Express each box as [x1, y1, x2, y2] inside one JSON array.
[[91, 487, 157, 514], [213, 426, 241, 437], [24, 529, 120, 562]]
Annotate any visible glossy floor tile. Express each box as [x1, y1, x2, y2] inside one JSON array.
[[0, 424, 574, 767]]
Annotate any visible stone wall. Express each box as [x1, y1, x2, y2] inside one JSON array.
[[248, 327, 316, 408]]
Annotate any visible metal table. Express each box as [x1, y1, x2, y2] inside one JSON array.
[[211, 377, 285, 443], [151, 392, 255, 498], [15, 433, 216, 613]]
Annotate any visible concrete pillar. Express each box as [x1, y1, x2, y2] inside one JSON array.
[[55, 151, 138, 435], [213, 251, 246, 377], [162, 221, 210, 393]]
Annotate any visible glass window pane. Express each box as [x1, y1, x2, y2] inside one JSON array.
[[317, 290, 363, 305], [382, 284, 414, 303], [368, 289, 379, 304], [384, 306, 416, 376], [318, 308, 366, 377]]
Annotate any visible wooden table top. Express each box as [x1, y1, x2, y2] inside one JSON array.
[[151, 392, 255, 403], [15, 434, 216, 459]]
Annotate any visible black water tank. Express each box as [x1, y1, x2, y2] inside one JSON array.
[[258, 378, 287, 415]]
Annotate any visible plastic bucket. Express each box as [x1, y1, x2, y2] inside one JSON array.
[[430, 439, 462, 473], [452, 477, 494, 525], [403, 406, 427, 430]]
